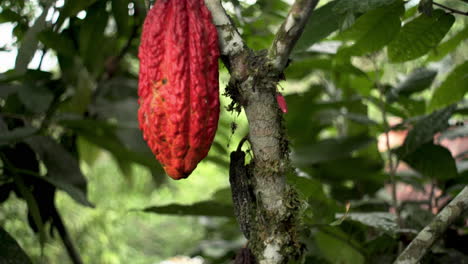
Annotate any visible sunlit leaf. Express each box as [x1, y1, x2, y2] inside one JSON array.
[[388, 10, 455, 62], [429, 61, 468, 111], [338, 2, 404, 56], [294, 1, 343, 52], [426, 26, 468, 62]]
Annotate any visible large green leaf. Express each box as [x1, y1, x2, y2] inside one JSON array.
[[429, 61, 468, 111], [78, 1, 109, 74], [387, 68, 437, 102], [426, 26, 468, 62], [112, 0, 131, 35], [333, 0, 397, 14], [337, 2, 404, 56], [292, 135, 375, 166], [315, 227, 365, 264], [388, 10, 455, 62], [17, 83, 54, 113], [338, 212, 398, 234], [143, 201, 235, 218], [294, 1, 343, 52], [38, 30, 76, 57], [14, 4, 50, 74], [0, 227, 33, 264], [397, 104, 456, 157], [402, 143, 458, 180], [25, 135, 93, 207]]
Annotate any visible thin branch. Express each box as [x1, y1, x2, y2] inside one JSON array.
[[204, 0, 245, 57], [433, 2, 468, 16], [268, 0, 320, 72], [394, 185, 468, 264]]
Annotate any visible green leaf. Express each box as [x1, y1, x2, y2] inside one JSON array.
[[286, 57, 365, 79], [338, 2, 404, 56], [429, 61, 468, 111], [0, 227, 33, 264], [143, 201, 235, 218], [292, 135, 375, 166], [337, 212, 398, 234], [17, 83, 54, 113], [388, 10, 455, 62], [402, 143, 458, 180], [59, 119, 165, 176], [315, 227, 365, 264], [316, 157, 384, 181], [426, 26, 468, 62], [25, 136, 93, 207], [294, 1, 344, 51], [333, 0, 397, 14], [55, 0, 99, 27], [0, 127, 38, 146], [0, 9, 23, 23], [78, 1, 109, 74], [397, 105, 456, 157], [14, 4, 50, 74], [112, 0, 131, 35], [0, 84, 20, 98], [387, 68, 437, 102], [38, 30, 76, 57]]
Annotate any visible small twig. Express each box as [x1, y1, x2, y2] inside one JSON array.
[[433, 2, 468, 16], [268, 0, 320, 72], [394, 185, 468, 264]]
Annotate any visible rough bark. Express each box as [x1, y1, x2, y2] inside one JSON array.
[[394, 185, 468, 264], [204, 1, 319, 263]]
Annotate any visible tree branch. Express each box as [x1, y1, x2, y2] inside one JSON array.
[[394, 185, 468, 264], [204, 0, 245, 57], [268, 0, 320, 72], [433, 2, 468, 16]]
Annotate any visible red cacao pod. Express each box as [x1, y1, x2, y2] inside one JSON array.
[[138, 0, 220, 180]]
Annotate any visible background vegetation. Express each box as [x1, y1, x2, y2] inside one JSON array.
[[0, 0, 467, 263]]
